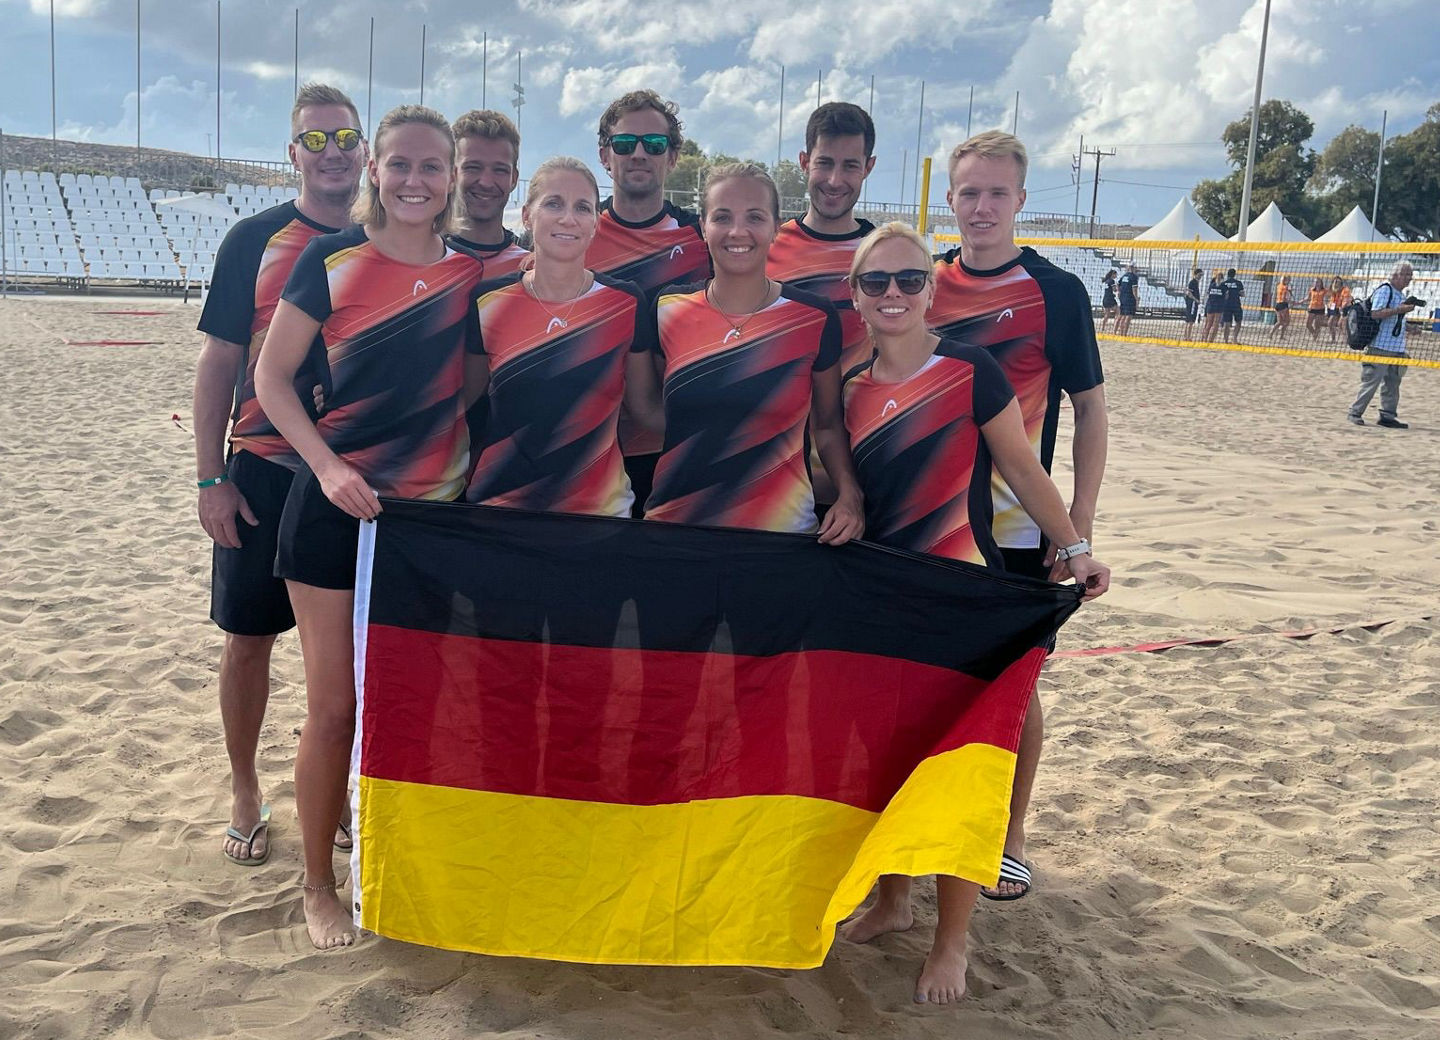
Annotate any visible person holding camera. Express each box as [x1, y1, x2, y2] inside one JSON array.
[[1348, 261, 1419, 429]]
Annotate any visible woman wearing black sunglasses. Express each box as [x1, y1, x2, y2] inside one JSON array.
[[838, 222, 1109, 1005]]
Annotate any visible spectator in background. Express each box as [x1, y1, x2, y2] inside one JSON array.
[[1219, 267, 1244, 343], [1347, 261, 1417, 429], [1202, 269, 1225, 342], [1306, 278, 1327, 340], [1183, 266, 1202, 340], [1328, 276, 1351, 345], [1100, 269, 1118, 331], [1269, 275, 1292, 340], [1115, 263, 1139, 334]]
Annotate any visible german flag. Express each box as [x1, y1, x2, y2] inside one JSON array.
[[350, 500, 1080, 967]]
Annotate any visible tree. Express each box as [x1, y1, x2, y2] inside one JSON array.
[[1377, 105, 1440, 241], [1193, 99, 1320, 235], [769, 159, 806, 207]]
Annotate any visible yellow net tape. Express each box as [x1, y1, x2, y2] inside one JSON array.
[[929, 235, 1440, 369]]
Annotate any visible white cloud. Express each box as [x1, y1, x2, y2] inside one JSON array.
[[558, 59, 686, 119]]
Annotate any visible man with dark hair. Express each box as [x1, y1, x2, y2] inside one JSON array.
[[1219, 267, 1245, 343], [1184, 267, 1203, 340], [587, 89, 711, 514], [765, 101, 877, 503], [192, 83, 366, 867], [1115, 263, 1139, 334], [450, 109, 528, 273]]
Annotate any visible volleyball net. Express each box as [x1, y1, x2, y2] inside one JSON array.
[[931, 235, 1440, 369]]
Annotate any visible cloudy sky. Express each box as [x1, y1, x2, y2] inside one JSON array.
[[1, 0, 1436, 227]]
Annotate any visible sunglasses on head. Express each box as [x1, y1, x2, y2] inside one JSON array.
[[856, 269, 930, 297], [293, 128, 364, 153], [607, 133, 671, 156]]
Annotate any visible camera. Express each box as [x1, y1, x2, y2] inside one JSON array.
[[1403, 296, 1427, 308]]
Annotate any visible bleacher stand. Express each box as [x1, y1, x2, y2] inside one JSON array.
[[1, 169, 85, 282], [4, 168, 306, 290]]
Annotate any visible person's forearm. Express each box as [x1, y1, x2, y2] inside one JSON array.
[[1070, 392, 1109, 536], [813, 423, 861, 503], [193, 340, 240, 479]]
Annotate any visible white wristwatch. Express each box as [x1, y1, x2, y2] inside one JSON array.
[[1055, 539, 1092, 561]]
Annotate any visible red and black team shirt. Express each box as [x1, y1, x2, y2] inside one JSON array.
[[198, 201, 337, 461], [447, 229, 529, 278], [644, 283, 841, 534], [586, 199, 712, 457], [843, 340, 1015, 567], [766, 217, 876, 374], [279, 225, 486, 501], [465, 271, 647, 518], [927, 246, 1103, 551]]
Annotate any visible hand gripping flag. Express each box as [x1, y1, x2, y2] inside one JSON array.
[[350, 500, 1081, 967]]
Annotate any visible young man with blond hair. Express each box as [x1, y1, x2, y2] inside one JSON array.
[[845, 130, 1108, 1002], [193, 82, 367, 867], [586, 89, 711, 513]]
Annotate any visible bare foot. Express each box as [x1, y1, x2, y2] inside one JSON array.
[[303, 883, 357, 950], [841, 899, 914, 943], [222, 791, 270, 865], [915, 939, 968, 1004], [982, 840, 1031, 899]]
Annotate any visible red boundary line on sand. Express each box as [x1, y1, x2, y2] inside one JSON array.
[[65, 340, 162, 346], [1054, 615, 1436, 659], [92, 310, 166, 316]]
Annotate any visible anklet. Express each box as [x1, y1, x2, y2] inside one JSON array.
[[302, 879, 338, 893]]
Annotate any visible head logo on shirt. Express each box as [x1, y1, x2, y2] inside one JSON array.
[[412, 279, 429, 296], [882, 399, 899, 417], [997, 307, 1014, 323], [670, 244, 685, 259]]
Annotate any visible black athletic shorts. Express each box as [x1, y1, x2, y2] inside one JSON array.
[[1000, 545, 1050, 581], [210, 451, 297, 636], [623, 452, 660, 520], [1102, 291, 1116, 308], [275, 464, 363, 590], [1307, 307, 1324, 316], [1185, 301, 1199, 322], [1274, 301, 1289, 312], [1119, 299, 1136, 316], [1222, 309, 1242, 325]]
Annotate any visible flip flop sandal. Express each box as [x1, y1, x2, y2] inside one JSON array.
[[334, 819, 353, 852], [222, 804, 272, 867], [980, 852, 1032, 901]]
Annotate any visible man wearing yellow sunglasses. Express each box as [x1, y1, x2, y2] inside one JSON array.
[[192, 83, 367, 870]]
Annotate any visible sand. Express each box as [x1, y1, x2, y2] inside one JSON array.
[[1, 293, 1436, 1039]]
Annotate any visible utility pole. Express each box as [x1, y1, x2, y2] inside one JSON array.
[[366, 18, 374, 139], [419, 24, 427, 106], [1012, 91, 1019, 135], [912, 80, 925, 213], [482, 32, 487, 108], [816, 68, 822, 109], [1083, 146, 1115, 238]]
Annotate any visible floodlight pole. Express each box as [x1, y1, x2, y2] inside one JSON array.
[[50, 0, 57, 165], [1369, 109, 1387, 242], [419, 24, 426, 106], [966, 85, 973, 139], [776, 65, 785, 170], [482, 32, 487, 108], [366, 18, 374, 139], [912, 80, 925, 216], [1, 127, 8, 298], [1235, 0, 1272, 242], [137, 1, 142, 157]]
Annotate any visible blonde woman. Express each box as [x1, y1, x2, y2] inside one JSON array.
[[255, 105, 485, 949], [839, 222, 1110, 1004]]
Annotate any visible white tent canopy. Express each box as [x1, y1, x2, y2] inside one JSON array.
[[1232, 201, 1311, 243], [1314, 205, 1384, 243], [1136, 196, 1226, 241]]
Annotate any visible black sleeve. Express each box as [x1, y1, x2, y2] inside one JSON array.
[[196, 220, 262, 344], [279, 237, 335, 324], [1038, 268, 1104, 395], [647, 293, 665, 358], [969, 346, 1016, 425]]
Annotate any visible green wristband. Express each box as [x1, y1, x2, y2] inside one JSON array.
[[197, 473, 229, 489]]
